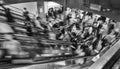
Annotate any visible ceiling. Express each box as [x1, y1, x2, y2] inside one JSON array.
[[4, 0, 120, 9], [3, 0, 120, 21]]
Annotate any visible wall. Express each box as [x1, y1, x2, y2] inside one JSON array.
[[5, 2, 38, 16], [44, 1, 61, 13]]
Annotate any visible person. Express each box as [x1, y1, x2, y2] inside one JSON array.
[[1, 34, 23, 56], [34, 17, 44, 30], [23, 8, 31, 21], [25, 22, 33, 36], [83, 12, 94, 26], [48, 8, 55, 18], [108, 20, 115, 34], [75, 45, 85, 64], [0, 4, 14, 22], [49, 32, 56, 40]]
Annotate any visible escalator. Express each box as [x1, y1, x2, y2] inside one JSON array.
[[89, 37, 120, 69], [0, 5, 76, 69], [102, 37, 120, 69], [111, 57, 120, 69], [103, 49, 120, 69], [0, 4, 120, 69]]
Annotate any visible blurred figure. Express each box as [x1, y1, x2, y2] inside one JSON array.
[[0, 4, 14, 22], [83, 12, 94, 26], [34, 17, 44, 30], [2, 34, 22, 56], [25, 22, 33, 36], [49, 32, 56, 40], [75, 46, 85, 64], [108, 20, 115, 34], [48, 8, 55, 18], [0, 22, 14, 58], [23, 8, 31, 21]]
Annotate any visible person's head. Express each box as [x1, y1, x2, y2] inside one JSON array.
[[59, 21, 64, 26], [71, 32, 76, 37], [76, 23, 80, 30], [23, 7, 27, 10], [36, 17, 41, 20], [49, 8, 53, 12], [97, 16, 106, 23], [6, 8, 10, 11], [110, 19, 116, 24], [81, 44, 89, 51], [86, 12, 93, 18]]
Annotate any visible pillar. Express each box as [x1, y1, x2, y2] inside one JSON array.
[[37, 0, 44, 16]]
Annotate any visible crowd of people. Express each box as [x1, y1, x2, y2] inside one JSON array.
[[32, 7, 120, 64], [33, 7, 119, 51], [0, 4, 120, 65]]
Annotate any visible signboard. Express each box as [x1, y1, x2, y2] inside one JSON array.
[[90, 3, 101, 11]]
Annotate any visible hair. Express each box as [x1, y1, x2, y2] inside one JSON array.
[[97, 16, 106, 22], [76, 23, 80, 30], [36, 17, 40, 20], [86, 12, 93, 18], [112, 20, 116, 23], [6, 8, 10, 11], [81, 45, 91, 56], [24, 7, 27, 10]]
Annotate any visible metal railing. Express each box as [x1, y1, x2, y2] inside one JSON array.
[[89, 36, 120, 69]]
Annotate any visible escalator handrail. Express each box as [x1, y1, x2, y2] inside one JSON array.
[[102, 49, 120, 69], [32, 55, 97, 64], [33, 54, 77, 61], [0, 55, 97, 69], [89, 36, 120, 69]]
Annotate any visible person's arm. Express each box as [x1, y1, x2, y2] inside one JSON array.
[[35, 20, 44, 30]]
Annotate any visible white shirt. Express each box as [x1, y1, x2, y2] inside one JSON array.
[[2, 40, 21, 55]]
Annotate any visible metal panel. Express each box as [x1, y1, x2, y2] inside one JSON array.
[[89, 40, 120, 69]]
